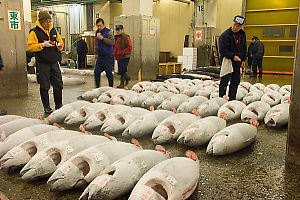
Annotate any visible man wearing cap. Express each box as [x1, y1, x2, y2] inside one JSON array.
[[27, 11, 64, 114], [219, 15, 247, 101], [114, 25, 132, 88], [76, 34, 88, 69], [94, 18, 115, 88], [251, 36, 264, 77]]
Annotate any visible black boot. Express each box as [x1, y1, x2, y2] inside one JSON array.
[[124, 73, 131, 86], [40, 88, 53, 114], [53, 88, 63, 110], [258, 68, 263, 77], [117, 74, 125, 88]]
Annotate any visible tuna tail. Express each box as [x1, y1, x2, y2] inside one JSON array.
[[172, 107, 176, 113], [110, 100, 115, 105], [223, 95, 229, 101], [132, 138, 141, 148], [53, 123, 62, 129], [192, 109, 199, 117], [150, 106, 155, 111], [124, 86, 128, 90], [79, 124, 86, 133], [104, 133, 113, 140], [250, 118, 259, 127], [155, 145, 166, 153], [186, 150, 199, 163], [220, 112, 227, 120], [92, 98, 98, 103]]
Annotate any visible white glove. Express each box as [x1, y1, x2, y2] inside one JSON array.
[[43, 41, 54, 48]]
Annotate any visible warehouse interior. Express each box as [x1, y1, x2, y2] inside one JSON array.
[[0, 0, 300, 199]]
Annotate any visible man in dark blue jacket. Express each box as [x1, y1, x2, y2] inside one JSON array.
[[219, 15, 247, 101], [94, 18, 115, 88], [251, 36, 264, 77], [77, 34, 88, 69]]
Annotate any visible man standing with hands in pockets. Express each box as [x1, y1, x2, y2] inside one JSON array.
[[219, 15, 247, 101], [94, 18, 115, 88]]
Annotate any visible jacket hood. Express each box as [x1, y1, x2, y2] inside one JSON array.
[[36, 20, 53, 34]]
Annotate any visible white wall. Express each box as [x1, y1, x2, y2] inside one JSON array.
[[23, 0, 31, 22], [94, 1, 111, 30]]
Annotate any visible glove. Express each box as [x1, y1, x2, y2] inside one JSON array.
[[43, 41, 54, 48]]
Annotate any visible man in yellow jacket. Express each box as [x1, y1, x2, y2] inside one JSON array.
[[27, 11, 64, 114]]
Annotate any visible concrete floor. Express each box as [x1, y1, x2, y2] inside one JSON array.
[[0, 73, 300, 200]]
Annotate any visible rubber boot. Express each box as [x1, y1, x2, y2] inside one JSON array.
[[117, 74, 125, 88], [124, 73, 131, 86], [258, 68, 263, 77], [40, 88, 53, 114], [53, 88, 63, 110]]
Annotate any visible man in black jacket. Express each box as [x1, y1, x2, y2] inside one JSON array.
[[251, 36, 264, 77], [76, 34, 88, 69], [219, 15, 247, 101]]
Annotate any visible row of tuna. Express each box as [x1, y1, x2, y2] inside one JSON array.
[[0, 115, 199, 199], [27, 74, 87, 86]]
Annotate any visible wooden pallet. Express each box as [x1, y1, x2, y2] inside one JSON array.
[[212, 36, 220, 66], [159, 62, 182, 75]]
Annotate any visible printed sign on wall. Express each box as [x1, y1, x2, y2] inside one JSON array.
[[150, 20, 155, 35], [7, 9, 22, 31], [195, 30, 203, 40]]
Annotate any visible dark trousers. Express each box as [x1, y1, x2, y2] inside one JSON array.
[[94, 55, 114, 87], [219, 62, 241, 101], [117, 58, 130, 75], [78, 53, 86, 69], [252, 55, 263, 75], [36, 61, 63, 109]]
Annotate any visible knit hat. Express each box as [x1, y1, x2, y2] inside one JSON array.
[[38, 11, 51, 24]]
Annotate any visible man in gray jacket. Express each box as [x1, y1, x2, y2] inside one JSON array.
[[251, 36, 264, 77]]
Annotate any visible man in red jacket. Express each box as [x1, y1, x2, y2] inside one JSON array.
[[114, 25, 132, 88]]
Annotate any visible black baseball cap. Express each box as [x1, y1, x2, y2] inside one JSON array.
[[115, 25, 123, 30], [233, 15, 245, 25], [252, 36, 258, 40]]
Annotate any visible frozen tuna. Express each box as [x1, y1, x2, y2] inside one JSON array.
[[142, 91, 174, 109], [217, 100, 246, 121], [157, 94, 189, 111], [176, 96, 208, 113], [80, 87, 112, 101], [196, 97, 228, 118], [261, 91, 282, 107], [264, 103, 290, 127], [242, 90, 264, 105], [241, 101, 271, 123]]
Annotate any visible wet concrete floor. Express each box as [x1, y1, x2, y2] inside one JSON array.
[[0, 73, 300, 200]]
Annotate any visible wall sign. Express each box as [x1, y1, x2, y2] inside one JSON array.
[[195, 30, 202, 40], [150, 20, 155, 35], [7, 9, 22, 31]]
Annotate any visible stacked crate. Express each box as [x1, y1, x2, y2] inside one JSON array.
[[177, 47, 197, 70]]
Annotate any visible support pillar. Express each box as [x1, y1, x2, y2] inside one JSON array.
[[0, 0, 28, 98], [286, 4, 300, 166]]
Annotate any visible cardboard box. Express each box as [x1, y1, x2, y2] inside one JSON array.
[[177, 56, 188, 65], [183, 47, 197, 56], [86, 55, 96, 66]]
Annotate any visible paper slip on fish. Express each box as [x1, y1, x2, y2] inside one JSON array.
[[0, 124, 62, 159], [176, 96, 208, 113], [195, 97, 228, 118], [64, 103, 110, 125], [279, 85, 291, 96], [97, 89, 127, 103], [128, 150, 199, 200], [0, 130, 85, 171], [48, 140, 142, 191], [62, 76, 86, 86], [206, 119, 258, 155], [249, 83, 265, 92], [261, 91, 282, 107], [217, 100, 246, 121], [122, 110, 174, 138], [281, 94, 290, 104], [242, 89, 264, 105], [239, 82, 252, 91], [152, 113, 200, 144], [177, 116, 226, 147], [82, 104, 131, 131], [157, 94, 189, 112], [129, 91, 156, 107], [0, 115, 26, 126], [264, 103, 290, 127], [236, 86, 248, 101], [20, 134, 114, 181], [79, 146, 171, 200], [112, 90, 139, 105], [142, 91, 175, 110], [195, 85, 217, 98], [101, 107, 150, 134], [0, 118, 46, 142], [45, 101, 90, 124], [264, 84, 280, 93], [241, 101, 271, 123], [80, 86, 113, 102]]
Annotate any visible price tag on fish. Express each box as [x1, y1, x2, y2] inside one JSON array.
[[92, 153, 102, 162], [216, 135, 226, 143], [65, 144, 74, 154], [61, 162, 72, 175], [36, 152, 49, 163], [134, 185, 154, 200], [166, 174, 177, 186], [9, 146, 24, 156], [93, 174, 111, 187]]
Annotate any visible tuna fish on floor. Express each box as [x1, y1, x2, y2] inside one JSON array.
[[241, 101, 271, 123], [264, 103, 290, 127], [217, 100, 246, 121]]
